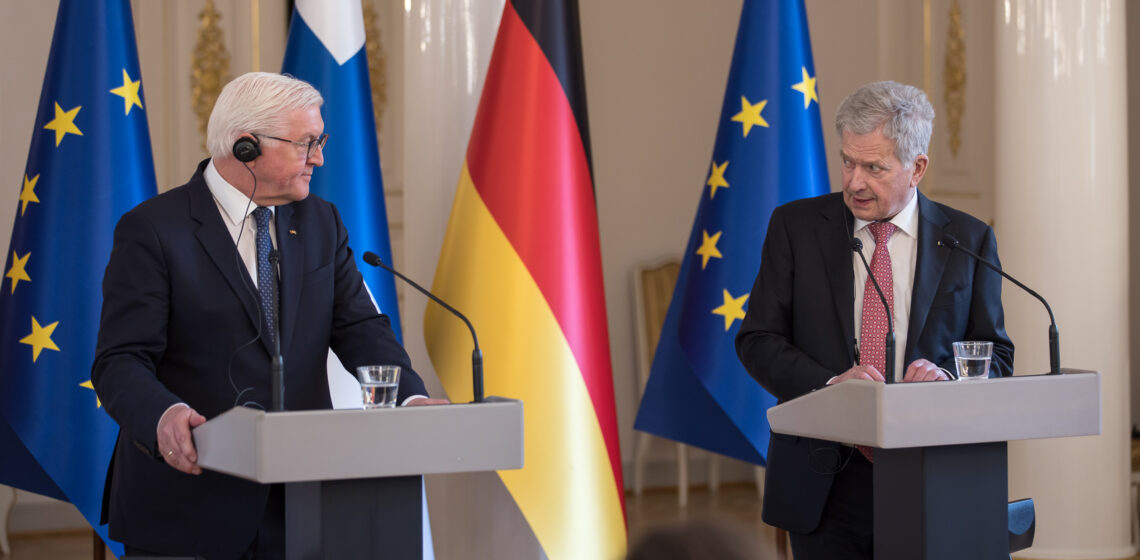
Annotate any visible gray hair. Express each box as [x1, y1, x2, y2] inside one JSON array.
[[206, 72, 324, 160], [834, 81, 934, 165]]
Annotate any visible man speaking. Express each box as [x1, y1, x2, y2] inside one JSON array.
[[735, 80, 1014, 559], [92, 72, 446, 558]]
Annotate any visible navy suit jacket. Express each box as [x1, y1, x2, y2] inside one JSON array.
[[92, 160, 427, 557], [735, 191, 1014, 533]]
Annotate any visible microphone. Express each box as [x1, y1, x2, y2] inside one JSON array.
[[268, 250, 285, 410], [938, 233, 1059, 375], [851, 237, 896, 383], [362, 252, 484, 402]]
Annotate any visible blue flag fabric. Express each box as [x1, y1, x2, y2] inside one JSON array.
[[281, 0, 403, 340], [281, 5, 436, 558], [0, 0, 156, 553], [635, 0, 828, 465]]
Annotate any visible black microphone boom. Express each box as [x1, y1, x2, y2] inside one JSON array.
[[938, 233, 1060, 375], [851, 237, 896, 383], [362, 251, 484, 402], [268, 250, 285, 411]]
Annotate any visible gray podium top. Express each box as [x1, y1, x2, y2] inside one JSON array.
[[193, 396, 523, 483], [767, 370, 1100, 448]]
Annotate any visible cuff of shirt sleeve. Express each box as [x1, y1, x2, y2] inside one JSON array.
[[142, 403, 189, 459], [157, 403, 189, 438], [402, 395, 428, 406]]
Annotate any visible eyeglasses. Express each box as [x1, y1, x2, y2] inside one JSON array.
[[256, 132, 329, 159]]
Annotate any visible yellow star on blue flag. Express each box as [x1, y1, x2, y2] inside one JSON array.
[[19, 175, 40, 216], [19, 317, 60, 362], [711, 289, 749, 331], [109, 69, 143, 115], [696, 230, 723, 269], [791, 67, 819, 108], [6, 252, 31, 294], [731, 96, 768, 137], [43, 103, 83, 146]]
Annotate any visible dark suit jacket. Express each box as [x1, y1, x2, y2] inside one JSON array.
[[91, 160, 427, 558], [735, 191, 1014, 534]]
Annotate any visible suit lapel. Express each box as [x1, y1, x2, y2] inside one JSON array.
[[905, 192, 951, 362], [275, 203, 303, 356], [816, 197, 856, 363], [188, 175, 264, 347]]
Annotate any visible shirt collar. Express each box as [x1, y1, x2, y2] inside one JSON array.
[[853, 189, 920, 239], [203, 159, 272, 226]]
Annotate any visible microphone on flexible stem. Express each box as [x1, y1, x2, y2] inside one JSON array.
[[938, 233, 1060, 375], [362, 251, 484, 402], [851, 238, 896, 383], [268, 250, 285, 411]]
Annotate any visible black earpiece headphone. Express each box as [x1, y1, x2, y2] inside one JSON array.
[[232, 135, 261, 163]]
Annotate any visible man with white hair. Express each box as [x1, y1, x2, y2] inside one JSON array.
[[92, 72, 445, 558], [736, 81, 1014, 558]]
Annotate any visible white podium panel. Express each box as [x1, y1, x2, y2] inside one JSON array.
[[193, 396, 524, 483], [767, 371, 1100, 448]]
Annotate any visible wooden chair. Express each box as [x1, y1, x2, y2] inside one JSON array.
[[0, 484, 14, 555], [631, 259, 722, 507], [630, 258, 788, 557]]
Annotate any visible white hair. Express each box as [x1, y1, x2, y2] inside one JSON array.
[[206, 72, 324, 159], [835, 81, 934, 165]]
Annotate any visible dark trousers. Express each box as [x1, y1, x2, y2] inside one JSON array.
[[124, 483, 285, 560], [789, 449, 874, 560]]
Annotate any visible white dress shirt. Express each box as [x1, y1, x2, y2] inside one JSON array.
[[204, 159, 275, 286], [852, 191, 919, 381]]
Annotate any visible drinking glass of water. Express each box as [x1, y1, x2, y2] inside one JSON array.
[[953, 341, 992, 380], [357, 365, 401, 408]]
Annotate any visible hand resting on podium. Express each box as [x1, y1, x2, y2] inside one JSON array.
[[157, 403, 206, 475], [828, 358, 949, 386], [157, 397, 450, 475]]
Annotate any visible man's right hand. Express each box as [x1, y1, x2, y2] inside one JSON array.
[[829, 364, 886, 385], [156, 404, 207, 475]]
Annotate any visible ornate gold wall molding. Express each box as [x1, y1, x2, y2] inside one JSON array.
[[190, 0, 231, 154], [362, 1, 388, 142], [942, 0, 966, 159]]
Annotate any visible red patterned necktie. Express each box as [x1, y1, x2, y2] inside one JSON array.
[[857, 221, 895, 463]]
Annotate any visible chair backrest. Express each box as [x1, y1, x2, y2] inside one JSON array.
[[632, 259, 681, 393]]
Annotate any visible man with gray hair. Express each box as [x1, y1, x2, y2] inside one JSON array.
[[92, 72, 446, 558], [736, 81, 1014, 558]]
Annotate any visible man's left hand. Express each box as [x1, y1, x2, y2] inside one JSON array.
[[902, 359, 951, 383]]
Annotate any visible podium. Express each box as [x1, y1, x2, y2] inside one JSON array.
[[767, 371, 1100, 560], [193, 397, 523, 560]]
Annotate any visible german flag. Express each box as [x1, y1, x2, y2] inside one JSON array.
[[424, 0, 626, 557]]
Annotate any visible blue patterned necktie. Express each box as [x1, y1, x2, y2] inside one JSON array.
[[252, 207, 277, 349]]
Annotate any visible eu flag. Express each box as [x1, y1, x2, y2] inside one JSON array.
[[281, 0, 403, 339], [0, 0, 156, 552], [635, 0, 828, 464]]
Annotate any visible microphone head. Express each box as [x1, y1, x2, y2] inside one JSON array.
[[938, 233, 961, 249], [362, 251, 383, 267], [850, 238, 864, 252]]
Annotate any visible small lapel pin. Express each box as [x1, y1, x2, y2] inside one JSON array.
[[289, 229, 297, 235]]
